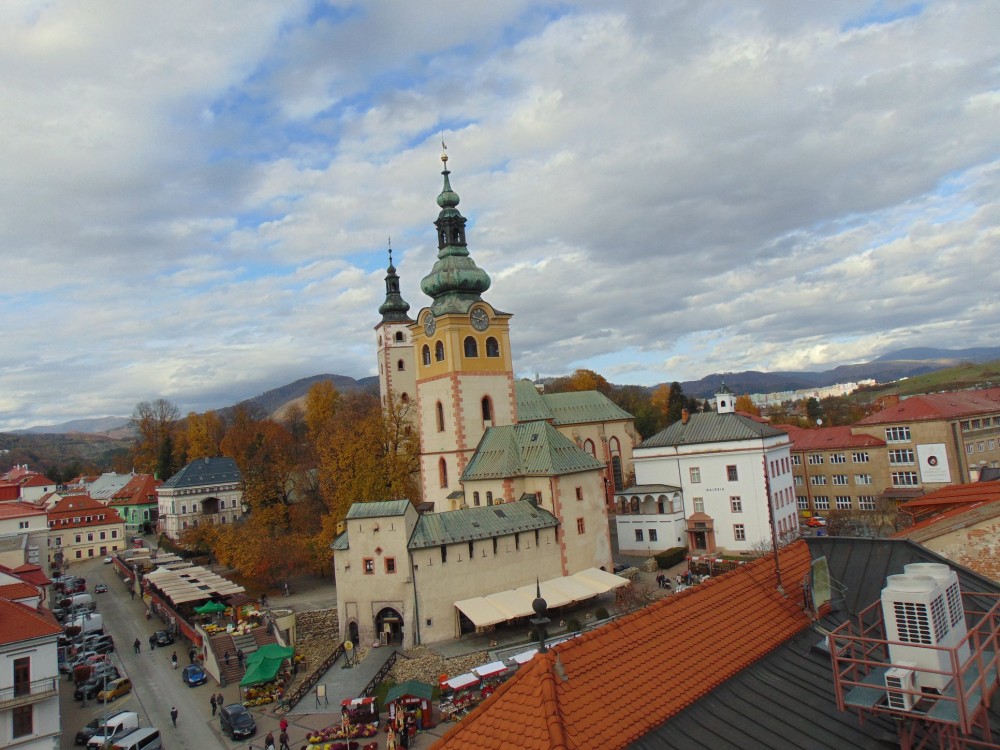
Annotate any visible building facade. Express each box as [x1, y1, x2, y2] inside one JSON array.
[[46, 495, 126, 567], [157, 457, 243, 539]]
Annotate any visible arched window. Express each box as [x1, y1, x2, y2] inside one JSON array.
[[397, 359, 405, 371], [609, 437, 623, 491], [486, 491, 493, 506], [619, 499, 628, 515], [485, 337, 500, 357], [395, 331, 404, 342], [473, 492, 480, 506], [378, 336, 383, 347], [439, 458, 448, 488], [583, 439, 596, 457], [435, 341, 445, 362], [482, 396, 493, 423], [630, 497, 640, 513], [421, 345, 431, 365], [464, 336, 478, 357], [436, 402, 445, 432], [401, 393, 409, 403]]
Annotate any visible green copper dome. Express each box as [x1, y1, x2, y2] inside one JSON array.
[[420, 156, 491, 315], [378, 248, 412, 323]]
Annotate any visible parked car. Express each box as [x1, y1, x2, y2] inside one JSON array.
[[74, 676, 109, 701], [61, 651, 98, 674], [75, 709, 130, 745], [219, 703, 257, 739], [181, 664, 208, 687], [92, 638, 116, 655], [97, 677, 133, 702], [153, 630, 174, 647], [95, 583, 109, 593], [103, 555, 114, 564], [806, 516, 827, 528]]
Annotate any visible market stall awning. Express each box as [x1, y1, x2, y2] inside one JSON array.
[[472, 661, 508, 679], [193, 600, 226, 614], [443, 673, 479, 691], [453, 569, 630, 627], [385, 680, 434, 705], [240, 643, 295, 687]]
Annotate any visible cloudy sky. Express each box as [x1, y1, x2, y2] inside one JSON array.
[[2, 1, 998, 431]]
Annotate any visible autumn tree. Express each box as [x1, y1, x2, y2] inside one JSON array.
[[185, 410, 226, 460], [608, 384, 658, 439], [130, 399, 180, 477], [547, 368, 612, 396], [220, 407, 297, 512], [733, 394, 761, 416], [305, 380, 341, 445]]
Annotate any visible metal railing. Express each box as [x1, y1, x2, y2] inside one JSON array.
[[276, 642, 346, 713], [0, 677, 59, 709], [361, 649, 398, 699]]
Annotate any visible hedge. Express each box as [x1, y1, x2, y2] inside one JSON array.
[[654, 546, 689, 569]]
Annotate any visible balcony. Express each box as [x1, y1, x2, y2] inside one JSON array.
[[0, 676, 59, 710]]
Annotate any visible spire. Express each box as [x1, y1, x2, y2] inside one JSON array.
[[420, 150, 491, 315], [378, 239, 412, 323]]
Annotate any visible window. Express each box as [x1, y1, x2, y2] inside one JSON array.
[[111, 529, 118, 538], [422, 345, 431, 365], [575, 487, 583, 501], [689, 467, 701, 483], [973, 419, 982, 429], [635, 529, 644, 542], [486, 337, 500, 357], [75, 534, 82, 543], [473, 491, 480, 506], [855, 474, 872, 485], [814, 496, 830, 510], [991, 439, 997, 450], [436, 401, 445, 432], [830, 453, 846, 464], [693, 497, 705, 513], [434, 341, 445, 361], [395, 331, 404, 342], [100, 531, 106, 539], [576, 518, 585, 534], [808, 454, 824, 465], [832, 475, 848, 485], [791, 455, 802, 466], [885, 426, 911, 442], [967, 443, 975, 455], [486, 491, 494, 505], [481, 396, 493, 423], [978, 441, 985, 452], [859, 496, 877, 511], [852, 451, 870, 463], [439, 458, 448, 488], [630, 497, 639, 513], [385, 557, 396, 574], [797, 496, 809, 510], [463, 336, 478, 357], [836, 496, 852, 510], [18, 520, 28, 529], [730, 496, 742, 513], [363, 558, 375, 574], [583, 439, 596, 457], [12, 705, 32, 739], [727, 465, 739, 481], [441, 545, 448, 563], [810, 475, 827, 486], [649, 529, 658, 542], [794, 475, 803, 486], [889, 449, 915, 465], [733, 524, 746, 541], [13, 657, 29, 697], [892, 471, 920, 487], [397, 359, 405, 371]]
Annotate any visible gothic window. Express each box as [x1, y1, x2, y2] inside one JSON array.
[[583, 439, 596, 457], [482, 396, 493, 423], [439, 458, 448, 488], [486, 491, 493, 505], [435, 341, 445, 362], [397, 359, 405, 371], [486, 337, 500, 357], [436, 402, 445, 432], [610, 437, 623, 490], [464, 336, 478, 357], [422, 345, 431, 365]]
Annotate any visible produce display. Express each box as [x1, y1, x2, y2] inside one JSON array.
[[306, 722, 379, 745], [244, 682, 285, 707]]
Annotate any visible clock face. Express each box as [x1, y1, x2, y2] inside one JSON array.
[[471, 308, 490, 331], [424, 315, 436, 336]]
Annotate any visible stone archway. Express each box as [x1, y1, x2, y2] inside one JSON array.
[[374, 607, 404, 645]]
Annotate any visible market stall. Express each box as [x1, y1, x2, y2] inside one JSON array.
[[385, 680, 435, 734], [438, 672, 481, 722], [239, 643, 295, 706], [471, 661, 511, 700]]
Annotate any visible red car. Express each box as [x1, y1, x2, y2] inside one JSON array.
[[806, 516, 827, 528]]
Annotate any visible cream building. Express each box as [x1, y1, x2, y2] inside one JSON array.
[[157, 456, 243, 540]]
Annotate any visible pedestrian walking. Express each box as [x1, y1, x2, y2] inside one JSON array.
[[224, 651, 231, 667], [210, 694, 217, 716], [283, 581, 290, 597], [148, 634, 156, 650], [133, 638, 141, 654], [216, 692, 224, 709], [279, 716, 288, 733], [279, 729, 290, 750], [236, 648, 244, 667], [130, 588, 135, 600], [264, 730, 276, 750], [170, 706, 178, 727], [188, 647, 196, 663], [171, 651, 178, 669]]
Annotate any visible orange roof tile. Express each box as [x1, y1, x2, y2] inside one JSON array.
[[782, 424, 885, 450], [0, 597, 62, 645], [898, 480, 1000, 509], [109, 474, 160, 505], [0, 502, 46, 519], [856, 387, 1000, 425], [434, 542, 814, 750], [0, 581, 40, 600], [6, 563, 51, 587]]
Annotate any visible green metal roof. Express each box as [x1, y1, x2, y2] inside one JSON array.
[[514, 379, 633, 425], [345, 499, 414, 519], [639, 412, 787, 449], [386, 680, 435, 704], [462, 422, 605, 481], [332, 531, 349, 551], [407, 499, 558, 549]]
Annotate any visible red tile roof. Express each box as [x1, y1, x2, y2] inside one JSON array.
[[48, 494, 125, 530], [6, 563, 51, 587], [0, 484, 20, 501], [898, 480, 1000, 509], [108, 474, 160, 506], [856, 387, 1000, 425], [0, 597, 62, 645], [0, 502, 47, 519], [18, 474, 56, 488], [782, 424, 885, 450], [434, 542, 814, 750], [0, 581, 41, 601]]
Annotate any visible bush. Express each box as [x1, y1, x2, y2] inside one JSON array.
[[565, 618, 582, 633], [594, 606, 609, 621], [654, 546, 689, 569]]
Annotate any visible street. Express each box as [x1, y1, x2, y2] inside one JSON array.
[[58, 556, 239, 750]]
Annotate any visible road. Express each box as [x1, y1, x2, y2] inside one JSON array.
[[58, 556, 237, 750]]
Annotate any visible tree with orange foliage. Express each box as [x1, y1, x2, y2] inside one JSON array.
[[734, 394, 761, 416], [185, 410, 225, 460], [548, 368, 612, 395]]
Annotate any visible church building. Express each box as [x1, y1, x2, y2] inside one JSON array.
[[335, 151, 636, 647]]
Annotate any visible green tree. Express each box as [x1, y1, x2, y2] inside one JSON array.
[[129, 399, 180, 476]]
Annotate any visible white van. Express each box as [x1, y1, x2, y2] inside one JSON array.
[[111, 727, 162, 750], [60, 592, 94, 609], [67, 612, 104, 635], [87, 711, 139, 749]]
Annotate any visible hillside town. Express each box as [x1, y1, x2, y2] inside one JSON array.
[[2, 148, 1000, 750]]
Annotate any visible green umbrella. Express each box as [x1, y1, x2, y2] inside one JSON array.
[[194, 600, 227, 615]]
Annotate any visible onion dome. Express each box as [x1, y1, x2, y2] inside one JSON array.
[[378, 246, 412, 323]]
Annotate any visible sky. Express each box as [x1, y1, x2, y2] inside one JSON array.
[[2, 1, 999, 431]]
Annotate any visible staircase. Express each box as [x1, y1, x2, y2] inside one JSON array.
[[208, 627, 279, 687]]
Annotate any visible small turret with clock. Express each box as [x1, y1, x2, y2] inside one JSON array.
[[470, 308, 489, 331]]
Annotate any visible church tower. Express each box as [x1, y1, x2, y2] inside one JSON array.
[[411, 150, 517, 509], [375, 247, 415, 407]]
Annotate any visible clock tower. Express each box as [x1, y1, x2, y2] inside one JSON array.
[[411, 150, 517, 509]]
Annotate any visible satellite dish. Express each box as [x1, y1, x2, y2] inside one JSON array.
[[810, 556, 831, 611]]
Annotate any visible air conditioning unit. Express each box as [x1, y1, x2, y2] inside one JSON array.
[[885, 665, 917, 710]]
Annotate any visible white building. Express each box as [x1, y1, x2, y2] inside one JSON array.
[[157, 457, 243, 540], [0, 598, 62, 749], [626, 387, 796, 554]]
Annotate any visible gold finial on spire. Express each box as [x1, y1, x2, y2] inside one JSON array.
[[441, 133, 448, 164]]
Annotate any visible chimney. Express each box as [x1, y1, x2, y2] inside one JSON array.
[[681, 408, 690, 425]]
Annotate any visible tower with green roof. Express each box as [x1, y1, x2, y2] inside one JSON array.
[[375, 245, 416, 407]]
